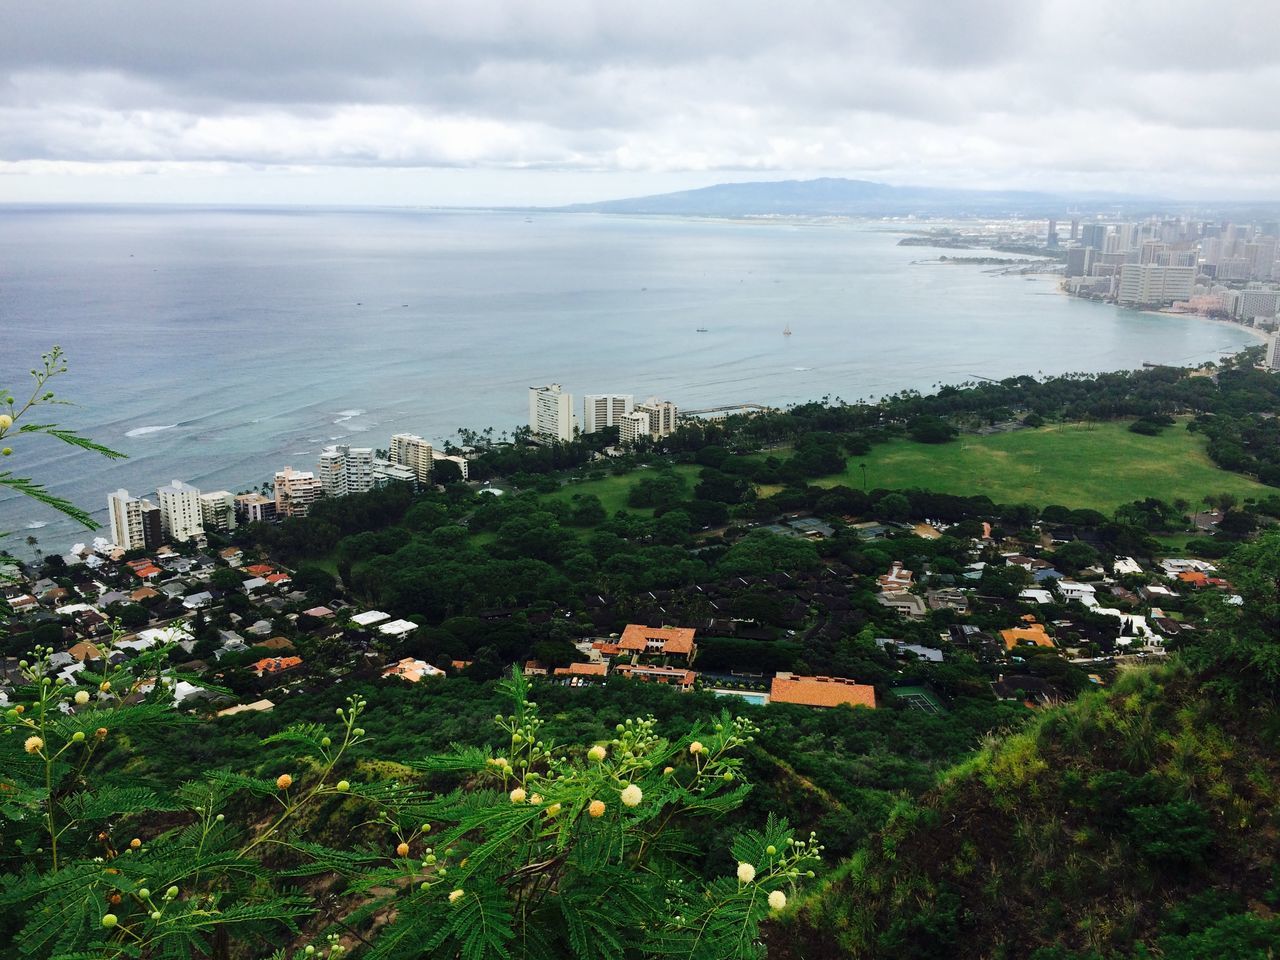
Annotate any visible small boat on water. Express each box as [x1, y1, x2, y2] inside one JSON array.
[[696, 327, 709, 332], [783, 323, 792, 337]]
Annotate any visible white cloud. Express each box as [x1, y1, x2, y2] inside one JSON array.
[[2, 0, 1279, 202]]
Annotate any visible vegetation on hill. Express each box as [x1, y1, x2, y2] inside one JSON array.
[[772, 533, 1280, 959]]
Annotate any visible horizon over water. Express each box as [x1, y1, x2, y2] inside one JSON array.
[[0, 205, 1257, 557]]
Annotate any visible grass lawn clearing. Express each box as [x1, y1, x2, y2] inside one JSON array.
[[540, 464, 702, 515], [817, 421, 1268, 512]]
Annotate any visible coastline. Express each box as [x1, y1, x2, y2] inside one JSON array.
[[1048, 278, 1270, 346]]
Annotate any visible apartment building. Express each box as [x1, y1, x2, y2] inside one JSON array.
[[388, 433, 433, 483], [156, 480, 204, 543], [529, 383, 576, 442], [274, 466, 322, 518], [234, 493, 278, 524], [582, 394, 633, 434], [198, 491, 237, 532], [1116, 264, 1196, 306], [107, 489, 163, 551], [317, 444, 375, 498]]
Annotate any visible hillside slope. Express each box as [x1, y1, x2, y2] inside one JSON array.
[[771, 663, 1280, 959]]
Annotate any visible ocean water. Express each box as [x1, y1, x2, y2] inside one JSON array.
[[0, 206, 1257, 554]]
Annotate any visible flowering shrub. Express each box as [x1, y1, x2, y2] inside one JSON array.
[[1, 659, 819, 959]]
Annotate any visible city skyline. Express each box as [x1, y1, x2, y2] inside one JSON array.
[[5, 1, 1280, 205]]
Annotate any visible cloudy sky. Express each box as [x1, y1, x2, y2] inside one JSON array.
[[3, 0, 1279, 205]]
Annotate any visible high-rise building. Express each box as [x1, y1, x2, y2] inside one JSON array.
[[1081, 223, 1108, 250], [235, 493, 278, 524], [107, 489, 160, 551], [1046, 219, 1058, 248], [389, 433, 433, 483], [432, 450, 470, 480], [1069, 218, 1080, 241], [274, 466, 322, 518], [636, 399, 678, 438], [317, 445, 375, 498], [156, 480, 204, 543], [582, 394, 634, 434], [198, 491, 237, 532], [529, 383, 576, 442], [1267, 332, 1280, 372], [619, 410, 652, 445], [1064, 247, 1093, 278], [1116, 264, 1196, 306], [1238, 289, 1280, 321]]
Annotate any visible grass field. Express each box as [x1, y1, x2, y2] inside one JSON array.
[[540, 464, 703, 515], [817, 421, 1268, 512]]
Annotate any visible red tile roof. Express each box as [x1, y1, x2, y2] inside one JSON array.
[[618, 624, 696, 656], [253, 656, 302, 675], [769, 673, 876, 709]]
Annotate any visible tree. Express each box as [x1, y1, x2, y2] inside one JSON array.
[[209, 567, 245, 592]]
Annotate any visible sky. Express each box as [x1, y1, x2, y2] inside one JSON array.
[[3, 0, 1280, 206]]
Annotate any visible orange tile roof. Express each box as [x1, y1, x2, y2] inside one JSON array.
[[553, 662, 608, 677], [130, 587, 160, 601], [1000, 623, 1055, 650], [244, 564, 274, 576], [253, 656, 302, 675], [1177, 571, 1209, 586], [618, 624, 696, 656], [769, 674, 876, 709], [265, 573, 291, 584], [133, 565, 162, 579], [592, 641, 623, 657]]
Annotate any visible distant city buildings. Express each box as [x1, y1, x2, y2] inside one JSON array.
[[529, 383, 576, 442], [156, 480, 204, 543], [317, 444, 374, 498], [274, 466, 322, 518], [582, 394, 633, 434], [1267, 332, 1280, 372], [388, 433, 433, 483]]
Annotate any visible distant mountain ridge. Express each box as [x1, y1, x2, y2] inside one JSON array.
[[553, 176, 1156, 217]]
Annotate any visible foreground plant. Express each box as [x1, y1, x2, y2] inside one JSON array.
[[0, 662, 818, 959]]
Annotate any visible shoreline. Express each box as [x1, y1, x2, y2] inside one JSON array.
[[1047, 278, 1270, 346]]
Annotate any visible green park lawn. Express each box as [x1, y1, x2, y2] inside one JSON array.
[[818, 421, 1269, 512], [541, 464, 702, 515]]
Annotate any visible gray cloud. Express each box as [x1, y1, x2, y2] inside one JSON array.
[[3, 0, 1280, 201]]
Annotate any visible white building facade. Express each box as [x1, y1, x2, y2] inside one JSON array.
[[317, 445, 375, 498], [1116, 264, 1196, 305], [389, 433, 434, 483], [156, 480, 204, 543], [529, 383, 576, 442], [582, 394, 634, 434], [198, 491, 237, 532]]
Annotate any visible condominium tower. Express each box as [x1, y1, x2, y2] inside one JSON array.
[[389, 433, 434, 483], [581, 394, 634, 434], [317, 445, 375, 498], [198, 491, 238, 532], [274, 466, 322, 518], [107, 489, 163, 551], [156, 480, 204, 543], [529, 383, 576, 442]]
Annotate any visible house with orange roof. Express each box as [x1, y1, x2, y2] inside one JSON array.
[[244, 564, 275, 577], [66, 641, 104, 663], [252, 656, 303, 677], [265, 573, 291, 586], [382, 657, 445, 682], [591, 640, 624, 658], [613, 663, 697, 691], [1176, 571, 1209, 588], [1000, 621, 1055, 651], [130, 586, 160, 602], [522, 660, 550, 676], [132, 564, 163, 580], [552, 662, 608, 685], [617, 624, 697, 662], [768, 673, 876, 709]]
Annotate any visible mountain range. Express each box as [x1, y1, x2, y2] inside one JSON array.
[[551, 177, 1158, 218]]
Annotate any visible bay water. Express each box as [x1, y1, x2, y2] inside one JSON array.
[[0, 206, 1257, 554]]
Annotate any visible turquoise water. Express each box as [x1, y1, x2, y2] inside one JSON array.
[[713, 689, 770, 705], [0, 207, 1257, 553]]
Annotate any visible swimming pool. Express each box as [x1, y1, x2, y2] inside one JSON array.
[[712, 689, 769, 706]]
